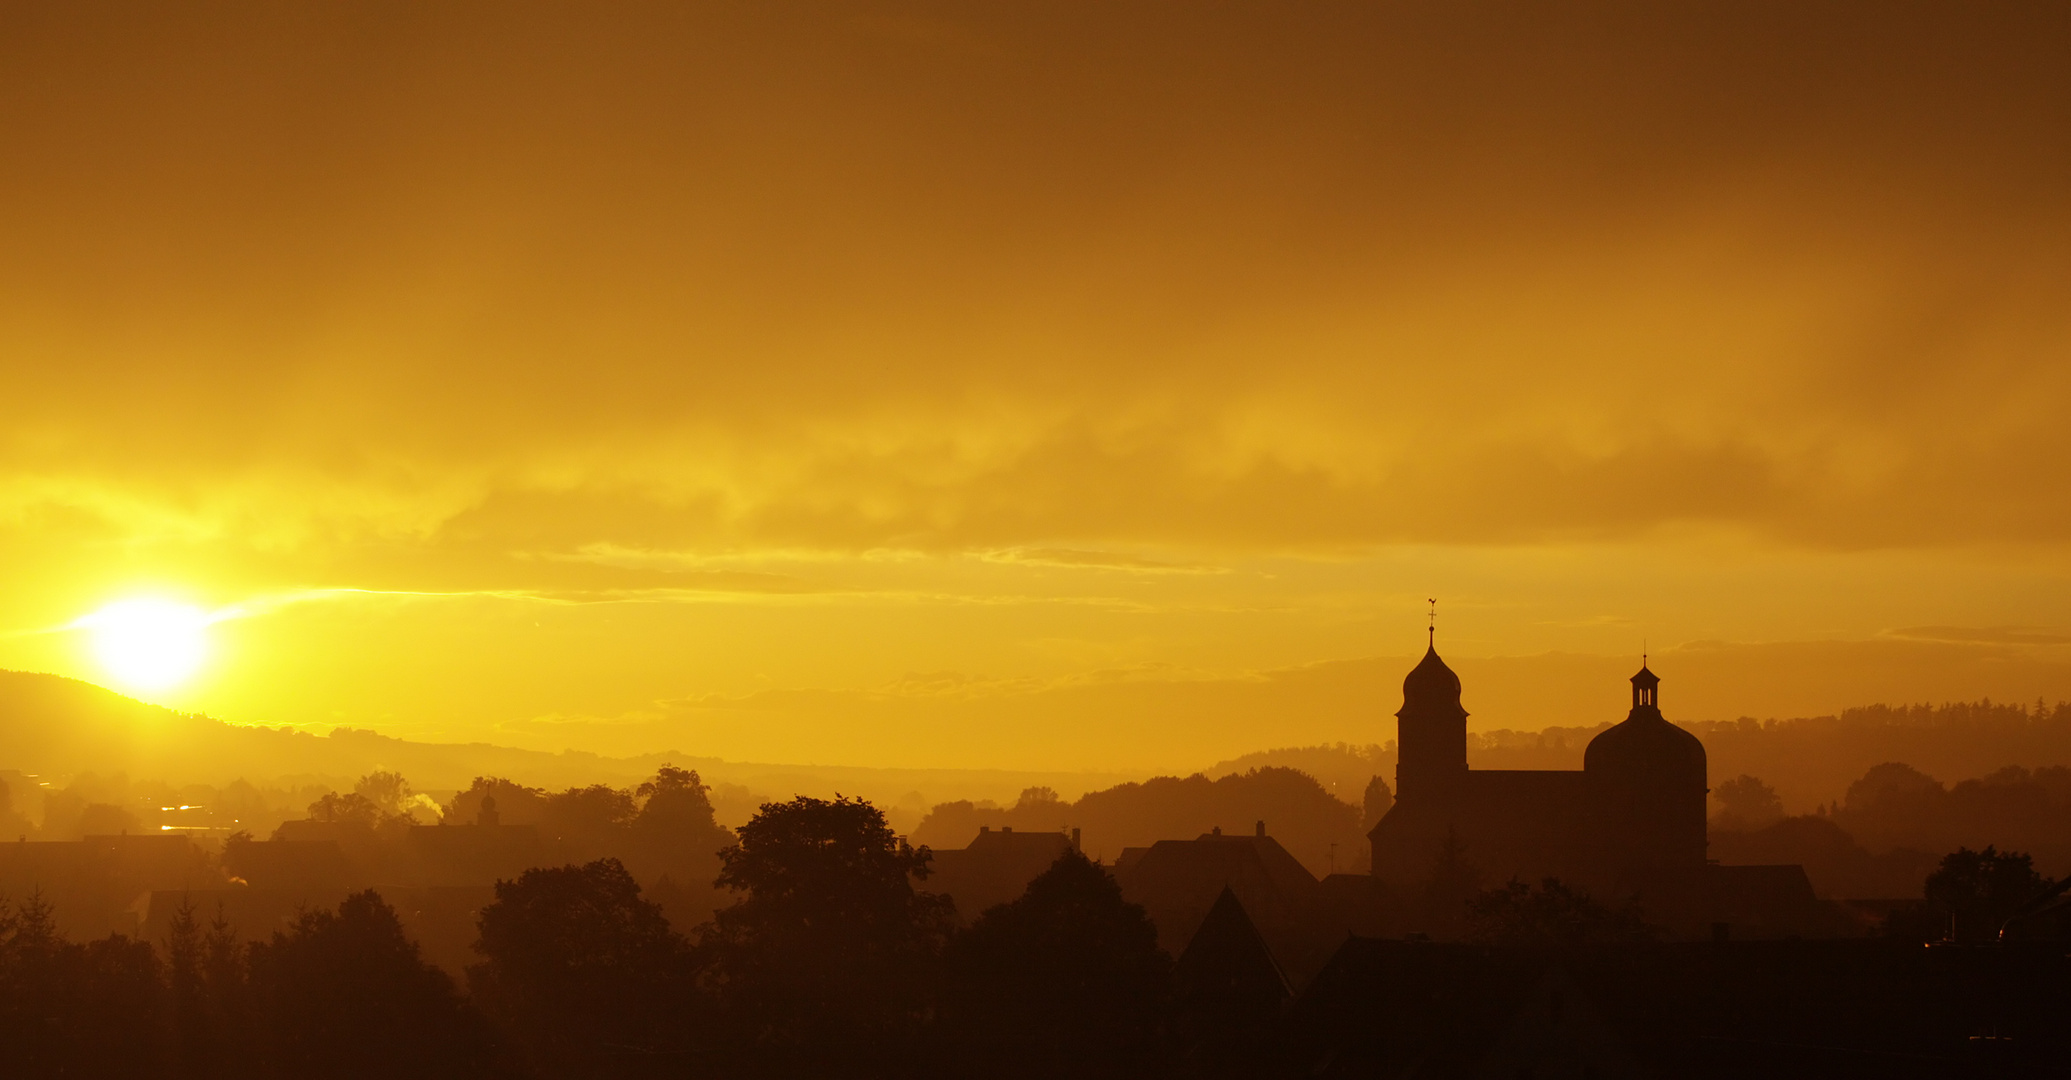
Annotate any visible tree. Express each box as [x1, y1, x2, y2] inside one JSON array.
[[0, 893, 73, 1067], [246, 890, 492, 1079], [165, 897, 222, 1079], [0, 894, 166, 1073], [940, 849, 1171, 1079], [1361, 776, 1393, 831], [1015, 786, 1063, 810], [1464, 878, 1656, 946], [199, 904, 249, 1064], [1712, 774, 1785, 830], [698, 795, 954, 1078], [1923, 846, 2048, 942], [542, 784, 637, 842], [471, 859, 694, 1075], [443, 777, 548, 826], [634, 765, 731, 850], [304, 791, 389, 828], [352, 771, 416, 819], [80, 801, 143, 835], [626, 766, 735, 929], [64, 933, 165, 1073]]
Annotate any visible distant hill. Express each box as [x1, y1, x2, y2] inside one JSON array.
[[0, 670, 1140, 817], [1446, 701, 2071, 814], [1209, 700, 2071, 816], [1204, 743, 1388, 804], [0, 669, 655, 792], [8, 669, 2068, 860]]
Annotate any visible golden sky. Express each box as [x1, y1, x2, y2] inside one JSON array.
[[3, 3, 2069, 771]]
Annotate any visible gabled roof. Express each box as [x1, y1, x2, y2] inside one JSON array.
[[1175, 886, 1290, 1007]]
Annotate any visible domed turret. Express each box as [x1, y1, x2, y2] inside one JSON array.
[[1402, 644, 1464, 705], [1585, 663, 1707, 869], [1395, 641, 1468, 803]]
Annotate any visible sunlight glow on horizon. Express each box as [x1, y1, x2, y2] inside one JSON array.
[[79, 598, 215, 692]]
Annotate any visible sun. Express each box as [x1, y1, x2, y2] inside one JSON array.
[[83, 599, 212, 691]]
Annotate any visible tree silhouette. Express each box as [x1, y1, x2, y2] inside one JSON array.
[[353, 770, 416, 817], [1361, 775, 1393, 831], [542, 784, 638, 845], [443, 776, 549, 826], [67, 933, 164, 1073], [634, 765, 728, 842], [622, 767, 736, 933], [164, 897, 225, 1078], [0, 892, 165, 1072], [0, 892, 72, 1066], [246, 890, 492, 1079], [305, 791, 393, 828], [471, 858, 693, 1076], [941, 849, 1172, 1079], [1923, 846, 2048, 942], [1711, 774, 1785, 830], [79, 800, 142, 835], [699, 794, 953, 1079]]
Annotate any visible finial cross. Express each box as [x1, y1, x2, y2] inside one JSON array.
[[1427, 598, 1436, 643]]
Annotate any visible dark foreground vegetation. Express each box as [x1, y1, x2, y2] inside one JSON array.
[[4, 789, 2070, 1079]]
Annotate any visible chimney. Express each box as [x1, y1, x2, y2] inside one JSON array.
[[1002, 826, 1013, 833], [1255, 820, 1266, 838], [1071, 828, 1081, 851], [1212, 826, 1222, 836], [979, 825, 990, 834]]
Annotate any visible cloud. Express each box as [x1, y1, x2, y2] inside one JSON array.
[[977, 548, 1227, 574], [1883, 626, 2071, 647], [530, 544, 824, 593], [4, 4, 2071, 761], [0, 3, 2067, 561]]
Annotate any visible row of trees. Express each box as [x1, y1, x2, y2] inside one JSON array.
[[911, 766, 1367, 878], [478, 795, 1256, 1079], [0, 888, 489, 1077], [4, 782, 2064, 1079], [0, 792, 1260, 1079], [1706, 763, 2071, 899]]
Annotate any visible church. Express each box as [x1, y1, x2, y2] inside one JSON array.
[[1366, 636, 1829, 936]]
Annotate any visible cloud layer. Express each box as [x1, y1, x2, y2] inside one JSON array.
[[2, 4, 2068, 759]]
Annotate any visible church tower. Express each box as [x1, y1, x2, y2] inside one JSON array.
[[1394, 634, 1468, 804]]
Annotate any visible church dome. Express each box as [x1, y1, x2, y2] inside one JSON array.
[[1584, 664, 1705, 780], [1585, 711, 1706, 777], [1398, 644, 1464, 718]]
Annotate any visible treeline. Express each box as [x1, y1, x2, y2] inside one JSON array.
[[0, 794, 1286, 1079], [6, 785, 2064, 1078], [0, 884, 494, 1076], [911, 767, 1367, 876], [1201, 699, 2071, 818], [1505, 698, 2071, 813], [1710, 760, 2071, 897], [238, 766, 738, 931]]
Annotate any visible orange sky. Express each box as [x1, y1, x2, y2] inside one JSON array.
[[3, 3, 2069, 771]]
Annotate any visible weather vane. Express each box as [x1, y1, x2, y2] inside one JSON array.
[[1427, 598, 1437, 643]]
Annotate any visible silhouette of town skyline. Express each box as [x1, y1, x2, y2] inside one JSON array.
[[1, 627, 2069, 1075]]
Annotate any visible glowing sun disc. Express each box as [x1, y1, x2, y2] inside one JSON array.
[[85, 599, 210, 690]]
